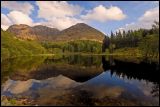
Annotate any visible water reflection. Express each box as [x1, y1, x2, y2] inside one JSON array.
[[2, 55, 103, 82], [1, 55, 159, 106], [102, 56, 159, 83]]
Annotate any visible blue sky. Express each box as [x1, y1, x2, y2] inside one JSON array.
[[1, 1, 159, 36]]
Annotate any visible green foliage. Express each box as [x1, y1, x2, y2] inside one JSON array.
[[102, 36, 110, 52], [1, 30, 46, 60], [109, 22, 159, 50], [110, 29, 143, 49], [41, 40, 102, 54], [102, 21, 159, 63], [113, 47, 142, 56], [109, 44, 116, 53], [139, 34, 159, 59], [1, 48, 10, 60], [138, 21, 159, 62]]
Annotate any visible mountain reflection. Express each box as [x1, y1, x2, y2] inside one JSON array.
[[2, 55, 159, 84], [2, 55, 103, 82]]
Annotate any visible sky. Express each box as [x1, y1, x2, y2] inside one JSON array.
[[1, 1, 159, 36]]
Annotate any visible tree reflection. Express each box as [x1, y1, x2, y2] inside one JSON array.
[[102, 56, 159, 83], [102, 55, 159, 98]]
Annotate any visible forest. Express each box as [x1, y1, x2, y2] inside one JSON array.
[[41, 40, 102, 54], [103, 21, 159, 62]]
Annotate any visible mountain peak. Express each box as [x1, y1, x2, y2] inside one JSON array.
[[7, 24, 31, 36], [9, 24, 30, 28], [75, 23, 88, 26], [58, 23, 105, 42]]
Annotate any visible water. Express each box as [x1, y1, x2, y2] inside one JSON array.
[[1, 55, 159, 106]]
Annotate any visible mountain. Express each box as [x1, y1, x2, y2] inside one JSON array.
[[55, 23, 105, 42], [7, 24, 60, 41], [32, 25, 59, 39], [7, 24, 35, 40], [7, 23, 105, 42]]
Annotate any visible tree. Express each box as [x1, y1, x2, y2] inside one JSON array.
[[139, 21, 159, 60], [102, 36, 110, 52], [111, 31, 114, 43]]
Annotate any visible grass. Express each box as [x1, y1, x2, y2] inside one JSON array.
[[112, 47, 142, 56], [104, 47, 159, 63]]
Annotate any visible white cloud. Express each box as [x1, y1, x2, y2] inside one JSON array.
[[117, 6, 159, 31], [7, 11, 33, 26], [1, 1, 127, 31], [1, 14, 12, 25], [35, 1, 84, 30], [1, 11, 34, 30], [81, 5, 126, 22], [1, 14, 12, 30], [1, 1, 35, 30], [36, 1, 83, 19], [1, 1, 34, 15], [1, 25, 10, 30], [139, 7, 159, 22], [42, 17, 83, 30]]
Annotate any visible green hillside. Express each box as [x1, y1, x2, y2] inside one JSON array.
[[1, 30, 46, 60]]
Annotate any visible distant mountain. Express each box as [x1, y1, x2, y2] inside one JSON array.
[[7, 23, 105, 42], [32, 25, 59, 38], [7, 24, 60, 41], [56, 23, 105, 42]]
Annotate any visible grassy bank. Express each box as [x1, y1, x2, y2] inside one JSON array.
[[106, 47, 159, 63]]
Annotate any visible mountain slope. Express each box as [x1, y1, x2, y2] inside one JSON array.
[[1, 30, 46, 60], [31, 25, 59, 40], [7, 23, 105, 42], [56, 23, 105, 42], [7, 24, 35, 40], [7, 24, 60, 41]]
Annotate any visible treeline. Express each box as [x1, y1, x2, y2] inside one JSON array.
[[103, 21, 159, 60], [41, 40, 102, 54]]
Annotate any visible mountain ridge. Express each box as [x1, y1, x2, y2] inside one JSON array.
[[6, 23, 106, 42]]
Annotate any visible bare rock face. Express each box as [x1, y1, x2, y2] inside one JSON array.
[[7, 23, 105, 42]]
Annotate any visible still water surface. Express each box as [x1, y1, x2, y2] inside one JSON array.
[[1, 55, 159, 106]]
